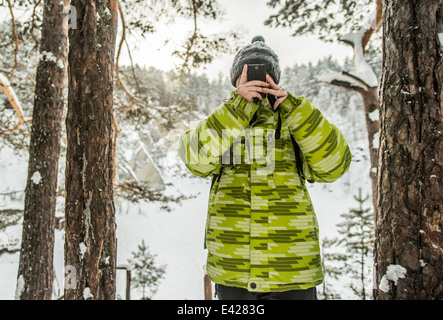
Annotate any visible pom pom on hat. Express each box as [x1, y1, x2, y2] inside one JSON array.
[[230, 35, 281, 87], [251, 35, 265, 43]]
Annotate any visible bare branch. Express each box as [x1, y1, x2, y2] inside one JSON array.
[[329, 79, 366, 94], [6, 0, 19, 78], [0, 73, 31, 136], [30, 0, 43, 49], [124, 38, 141, 94], [115, 1, 162, 112], [342, 71, 371, 90], [318, 70, 367, 93], [114, 181, 187, 204], [178, 0, 199, 75]]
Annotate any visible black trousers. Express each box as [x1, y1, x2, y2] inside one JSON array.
[[216, 284, 317, 300]]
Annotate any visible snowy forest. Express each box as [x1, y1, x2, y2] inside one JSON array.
[[0, 0, 442, 301]]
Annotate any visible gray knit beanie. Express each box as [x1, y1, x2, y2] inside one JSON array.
[[230, 35, 281, 87]]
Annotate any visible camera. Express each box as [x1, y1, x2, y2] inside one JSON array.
[[247, 64, 277, 108], [247, 64, 267, 99]]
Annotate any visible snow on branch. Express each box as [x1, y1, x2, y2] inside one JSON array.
[[339, 30, 379, 87], [337, 7, 381, 88], [318, 70, 368, 93], [322, 4, 382, 90]]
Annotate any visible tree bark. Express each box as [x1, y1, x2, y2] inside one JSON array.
[[362, 87, 380, 211], [374, 0, 443, 300], [64, 0, 118, 300], [16, 0, 68, 300]]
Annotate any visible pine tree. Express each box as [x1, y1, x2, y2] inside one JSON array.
[[336, 188, 374, 300], [375, 0, 443, 300], [128, 240, 166, 300], [16, 0, 68, 300], [265, 0, 376, 42], [64, 0, 119, 300], [320, 237, 345, 300]]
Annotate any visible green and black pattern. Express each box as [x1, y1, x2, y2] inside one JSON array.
[[179, 91, 351, 292]]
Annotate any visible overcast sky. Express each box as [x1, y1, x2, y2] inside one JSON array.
[[122, 0, 353, 80]]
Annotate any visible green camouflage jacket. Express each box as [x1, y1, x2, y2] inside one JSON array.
[[178, 90, 352, 292]]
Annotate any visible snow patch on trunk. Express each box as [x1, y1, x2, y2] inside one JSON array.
[[83, 287, 93, 300], [379, 264, 407, 292], [31, 171, 42, 185], [81, 152, 88, 192], [83, 192, 93, 244], [79, 242, 87, 259], [368, 109, 379, 122], [372, 132, 380, 149], [14, 275, 25, 300], [39, 51, 65, 70]]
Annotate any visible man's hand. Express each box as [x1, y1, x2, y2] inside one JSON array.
[[236, 65, 269, 102], [263, 74, 288, 110]]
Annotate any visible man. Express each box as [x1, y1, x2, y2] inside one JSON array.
[[178, 36, 352, 300]]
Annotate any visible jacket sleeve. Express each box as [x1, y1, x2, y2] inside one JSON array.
[[178, 91, 258, 178], [280, 93, 352, 183]]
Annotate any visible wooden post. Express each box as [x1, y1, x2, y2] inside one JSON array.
[[117, 265, 131, 300], [204, 274, 212, 300], [126, 269, 131, 300]]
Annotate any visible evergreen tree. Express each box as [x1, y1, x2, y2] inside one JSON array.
[[17, 0, 68, 300], [128, 240, 166, 300], [336, 188, 374, 300], [64, 0, 119, 300], [375, 0, 443, 300], [319, 237, 345, 300], [265, 0, 376, 43]]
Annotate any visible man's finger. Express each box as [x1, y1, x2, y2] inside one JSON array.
[[252, 92, 263, 101], [264, 87, 286, 97], [266, 74, 280, 90], [239, 65, 248, 86], [245, 86, 268, 93], [244, 81, 269, 88], [273, 97, 286, 110], [244, 92, 263, 102]]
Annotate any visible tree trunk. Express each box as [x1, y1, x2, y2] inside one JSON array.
[[326, 81, 380, 212], [16, 0, 68, 300], [374, 0, 443, 300], [361, 87, 380, 211], [325, 0, 383, 212], [64, 0, 118, 300]]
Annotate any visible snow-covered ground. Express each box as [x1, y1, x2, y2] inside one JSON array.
[[0, 118, 371, 300]]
